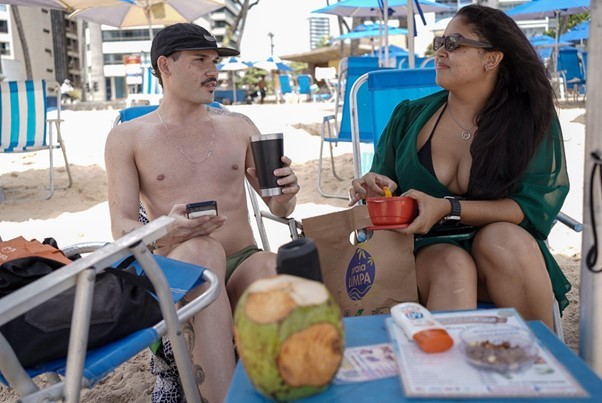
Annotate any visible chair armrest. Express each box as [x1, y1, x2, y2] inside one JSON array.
[[260, 210, 303, 240], [154, 269, 220, 335], [555, 211, 583, 232]]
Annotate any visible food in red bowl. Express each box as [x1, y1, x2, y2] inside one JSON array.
[[366, 196, 417, 227]]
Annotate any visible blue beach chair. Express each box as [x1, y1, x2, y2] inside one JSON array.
[[0, 80, 72, 200], [557, 47, 586, 101], [0, 216, 219, 402], [318, 56, 389, 199], [278, 74, 295, 103], [297, 74, 313, 102], [349, 68, 441, 177]]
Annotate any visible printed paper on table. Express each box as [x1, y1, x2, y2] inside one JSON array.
[[386, 308, 588, 398], [334, 343, 398, 384]]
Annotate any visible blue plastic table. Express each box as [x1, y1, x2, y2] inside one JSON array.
[[226, 315, 602, 402]]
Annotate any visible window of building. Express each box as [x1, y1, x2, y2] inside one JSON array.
[[103, 53, 135, 65], [102, 28, 160, 42], [0, 5, 7, 12], [0, 42, 10, 55], [0, 20, 8, 34]]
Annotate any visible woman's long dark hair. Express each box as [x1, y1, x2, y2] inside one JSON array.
[[457, 5, 555, 200]]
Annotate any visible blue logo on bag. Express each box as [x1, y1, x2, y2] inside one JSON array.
[[346, 248, 375, 301]]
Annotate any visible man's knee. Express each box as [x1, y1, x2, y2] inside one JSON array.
[[226, 251, 276, 298], [239, 251, 276, 278], [169, 236, 227, 277]]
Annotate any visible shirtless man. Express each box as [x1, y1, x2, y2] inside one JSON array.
[[104, 24, 299, 402]]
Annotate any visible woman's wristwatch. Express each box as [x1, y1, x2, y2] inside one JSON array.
[[439, 196, 461, 223]]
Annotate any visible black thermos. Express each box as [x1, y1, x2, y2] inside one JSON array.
[[276, 238, 323, 282]]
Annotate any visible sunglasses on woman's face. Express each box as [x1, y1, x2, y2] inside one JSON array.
[[433, 34, 492, 52]]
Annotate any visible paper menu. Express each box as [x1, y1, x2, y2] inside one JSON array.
[[386, 308, 587, 398], [334, 343, 398, 384]]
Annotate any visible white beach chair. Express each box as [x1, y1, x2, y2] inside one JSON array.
[[0, 80, 72, 200], [0, 216, 219, 402]]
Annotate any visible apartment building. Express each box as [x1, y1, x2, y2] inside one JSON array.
[[2, 1, 241, 102], [435, 0, 552, 37], [87, 0, 241, 102], [0, 5, 81, 88]]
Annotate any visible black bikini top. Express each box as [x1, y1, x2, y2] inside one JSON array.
[[417, 103, 447, 177]]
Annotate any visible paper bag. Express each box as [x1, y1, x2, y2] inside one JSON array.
[[302, 205, 417, 316]]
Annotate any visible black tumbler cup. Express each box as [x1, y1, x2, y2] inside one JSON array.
[[276, 238, 323, 282], [250, 133, 284, 197]]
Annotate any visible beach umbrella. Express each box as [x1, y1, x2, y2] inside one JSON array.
[[374, 44, 410, 57], [68, 0, 225, 39], [217, 56, 250, 103], [333, 23, 409, 57], [313, 0, 453, 68], [559, 20, 590, 42], [506, 0, 590, 72], [252, 56, 293, 72], [529, 35, 571, 61], [506, 0, 590, 20], [1, 0, 70, 7], [312, 0, 451, 18], [333, 23, 408, 41]]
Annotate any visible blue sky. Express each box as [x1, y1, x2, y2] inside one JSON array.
[[240, 0, 341, 62]]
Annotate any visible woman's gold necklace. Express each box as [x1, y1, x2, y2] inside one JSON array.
[[156, 110, 215, 164], [447, 107, 477, 140]]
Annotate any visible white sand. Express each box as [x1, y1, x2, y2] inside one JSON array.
[[0, 101, 587, 401]]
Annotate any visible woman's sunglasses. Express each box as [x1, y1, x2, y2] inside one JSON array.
[[433, 34, 492, 52]]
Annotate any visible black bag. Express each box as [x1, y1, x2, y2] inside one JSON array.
[[0, 250, 163, 368]]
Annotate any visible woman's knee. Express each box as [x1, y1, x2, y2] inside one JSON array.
[[473, 223, 542, 271], [416, 245, 476, 284]]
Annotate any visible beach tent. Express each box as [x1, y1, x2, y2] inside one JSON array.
[[529, 35, 570, 62], [506, 0, 590, 72], [312, 0, 453, 68], [332, 22, 408, 41], [217, 57, 250, 103], [560, 20, 590, 43], [332, 23, 410, 64]]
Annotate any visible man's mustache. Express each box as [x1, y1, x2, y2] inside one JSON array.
[[202, 77, 218, 86]]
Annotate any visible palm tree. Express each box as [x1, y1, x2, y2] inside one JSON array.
[[10, 5, 33, 79]]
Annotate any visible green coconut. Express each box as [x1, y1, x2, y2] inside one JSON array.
[[233, 274, 345, 401]]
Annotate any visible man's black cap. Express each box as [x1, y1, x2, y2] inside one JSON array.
[[151, 23, 239, 71]]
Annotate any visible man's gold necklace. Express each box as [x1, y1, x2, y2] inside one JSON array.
[[156, 110, 215, 164], [447, 107, 477, 140]]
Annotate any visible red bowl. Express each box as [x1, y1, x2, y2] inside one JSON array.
[[366, 196, 417, 226]]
